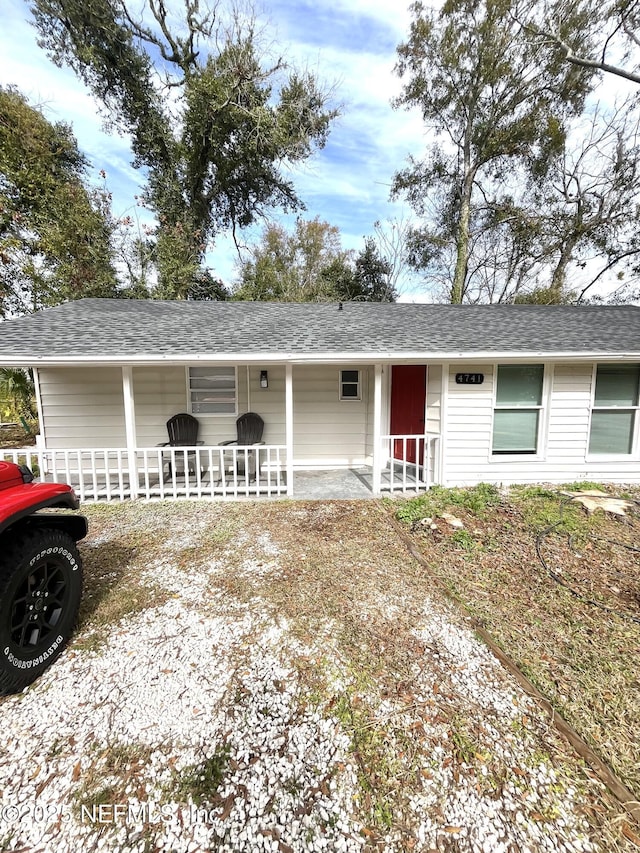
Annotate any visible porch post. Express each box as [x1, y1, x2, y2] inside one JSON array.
[[439, 362, 449, 487], [122, 366, 138, 500], [32, 367, 47, 474], [372, 363, 383, 495], [285, 363, 294, 496]]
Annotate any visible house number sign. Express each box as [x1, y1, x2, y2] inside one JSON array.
[[455, 372, 484, 385]]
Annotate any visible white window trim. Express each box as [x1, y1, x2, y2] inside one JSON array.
[[586, 363, 640, 459], [186, 365, 238, 417], [339, 368, 361, 401], [490, 362, 550, 461]]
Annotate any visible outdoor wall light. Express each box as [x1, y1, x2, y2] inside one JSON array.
[[260, 370, 268, 389]]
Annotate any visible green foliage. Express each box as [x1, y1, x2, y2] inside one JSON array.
[[512, 484, 558, 500], [561, 481, 603, 491], [170, 744, 231, 806], [320, 256, 358, 301], [233, 219, 396, 302], [450, 529, 480, 552], [320, 239, 397, 302], [0, 86, 117, 316], [31, 0, 338, 298], [332, 693, 396, 830], [351, 238, 396, 302], [514, 286, 577, 304], [449, 715, 484, 764], [392, 0, 594, 304], [0, 368, 37, 423], [233, 218, 342, 302], [522, 0, 640, 87], [396, 483, 501, 524], [509, 484, 594, 534], [185, 271, 230, 302]]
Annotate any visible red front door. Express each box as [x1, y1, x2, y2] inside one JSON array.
[[390, 365, 426, 463]]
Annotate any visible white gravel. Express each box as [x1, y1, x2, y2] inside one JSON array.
[[0, 596, 363, 853], [0, 508, 608, 852]]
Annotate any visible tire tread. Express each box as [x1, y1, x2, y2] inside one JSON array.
[[0, 528, 82, 696]]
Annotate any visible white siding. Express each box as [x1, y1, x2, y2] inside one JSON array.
[[132, 365, 286, 447], [37, 360, 640, 486], [38, 367, 126, 449], [426, 365, 442, 435], [444, 364, 494, 485], [293, 365, 371, 467], [364, 366, 377, 463], [547, 364, 592, 461], [443, 362, 640, 486], [133, 367, 190, 446], [38, 364, 370, 464], [245, 366, 286, 446]]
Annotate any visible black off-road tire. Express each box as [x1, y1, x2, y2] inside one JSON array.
[[0, 528, 83, 696]]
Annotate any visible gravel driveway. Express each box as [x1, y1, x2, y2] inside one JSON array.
[[0, 500, 623, 852]]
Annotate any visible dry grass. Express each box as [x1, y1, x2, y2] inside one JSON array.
[[67, 495, 640, 850], [0, 425, 34, 449], [395, 484, 640, 809], [76, 501, 243, 649]]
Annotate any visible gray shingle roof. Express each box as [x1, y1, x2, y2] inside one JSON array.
[[0, 299, 639, 363]]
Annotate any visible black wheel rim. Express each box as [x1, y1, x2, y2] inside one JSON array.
[[10, 558, 70, 651]]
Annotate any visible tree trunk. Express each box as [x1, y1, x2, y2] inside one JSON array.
[[451, 160, 475, 304], [550, 233, 579, 301]]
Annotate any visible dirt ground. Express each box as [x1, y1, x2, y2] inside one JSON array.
[[396, 484, 640, 833], [0, 424, 35, 449], [1, 496, 638, 852]]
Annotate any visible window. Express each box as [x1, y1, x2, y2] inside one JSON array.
[[492, 364, 544, 454], [340, 369, 361, 400], [588, 364, 640, 455], [188, 367, 237, 414]]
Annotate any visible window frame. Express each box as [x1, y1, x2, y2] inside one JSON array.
[[491, 363, 547, 458], [339, 369, 361, 401], [186, 365, 238, 417], [587, 363, 640, 458]]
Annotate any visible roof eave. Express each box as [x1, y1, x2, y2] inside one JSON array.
[[2, 350, 640, 367]]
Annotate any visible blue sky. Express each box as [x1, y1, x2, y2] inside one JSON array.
[[0, 0, 426, 296]]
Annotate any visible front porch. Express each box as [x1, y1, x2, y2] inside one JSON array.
[[0, 435, 440, 502]]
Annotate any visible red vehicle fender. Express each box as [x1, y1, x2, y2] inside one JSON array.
[[0, 462, 86, 540]]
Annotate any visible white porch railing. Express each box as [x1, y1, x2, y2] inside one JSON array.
[[1, 445, 288, 502], [2, 434, 439, 501], [379, 433, 440, 493]]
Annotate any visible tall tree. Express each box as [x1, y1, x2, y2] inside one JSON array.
[[0, 368, 37, 423], [453, 102, 640, 304], [351, 238, 396, 302], [31, 0, 337, 298], [233, 218, 348, 302], [536, 103, 640, 301], [0, 86, 117, 317], [320, 240, 396, 302], [518, 0, 640, 86], [372, 217, 419, 300], [392, 0, 592, 303], [233, 219, 397, 302]]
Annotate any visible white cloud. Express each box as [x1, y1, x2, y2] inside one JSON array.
[[0, 0, 426, 292], [0, 2, 140, 200]]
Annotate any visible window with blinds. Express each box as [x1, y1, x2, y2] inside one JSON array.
[[188, 367, 237, 415], [492, 364, 544, 454], [588, 364, 640, 455]]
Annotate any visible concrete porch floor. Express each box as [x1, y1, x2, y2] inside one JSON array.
[[291, 468, 425, 500], [292, 468, 376, 500]]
